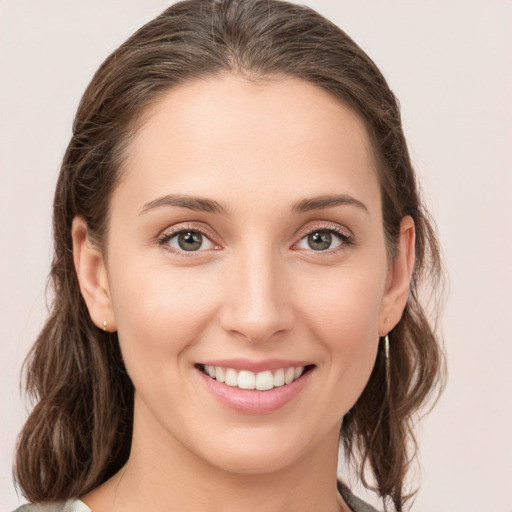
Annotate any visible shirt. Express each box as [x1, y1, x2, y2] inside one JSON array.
[[13, 481, 380, 512]]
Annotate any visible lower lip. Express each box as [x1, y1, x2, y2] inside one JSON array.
[[196, 367, 312, 414]]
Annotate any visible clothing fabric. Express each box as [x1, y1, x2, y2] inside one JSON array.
[[13, 481, 380, 512], [338, 481, 380, 512], [13, 501, 90, 512]]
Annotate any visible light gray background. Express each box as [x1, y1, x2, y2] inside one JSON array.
[[1, 1, 511, 511]]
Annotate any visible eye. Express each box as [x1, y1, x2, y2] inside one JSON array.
[[161, 230, 217, 253], [295, 228, 351, 251]]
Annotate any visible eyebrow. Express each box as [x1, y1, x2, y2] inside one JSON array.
[[139, 193, 368, 216], [140, 194, 229, 215], [292, 194, 369, 214]]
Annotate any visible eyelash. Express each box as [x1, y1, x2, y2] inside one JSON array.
[[157, 223, 220, 257], [156, 223, 354, 256], [293, 224, 354, 253]]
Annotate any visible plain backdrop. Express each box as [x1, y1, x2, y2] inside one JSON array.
[[1, 1, 511, 511]]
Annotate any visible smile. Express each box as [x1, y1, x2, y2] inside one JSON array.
[[196, 361, 315, 413], [199, 364, 309, 391]]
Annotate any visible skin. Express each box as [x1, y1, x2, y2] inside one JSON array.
[[73, 75, 415, 512]]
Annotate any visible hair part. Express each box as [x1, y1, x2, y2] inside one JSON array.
[[15, 1, 445, 510]]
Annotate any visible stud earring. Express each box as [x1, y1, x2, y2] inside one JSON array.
[[103, 320, 108, 332]]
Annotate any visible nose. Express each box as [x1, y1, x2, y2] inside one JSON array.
[[219, 246, 294, 343]]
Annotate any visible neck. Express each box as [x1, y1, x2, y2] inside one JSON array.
[[82, 401, 348, 512]]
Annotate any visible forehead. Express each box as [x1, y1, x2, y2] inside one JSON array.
[[115, 74, 381, 215]]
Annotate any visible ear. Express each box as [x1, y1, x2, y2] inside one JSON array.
[[378, 216, 416, 336], [72, 217, 116, 332]]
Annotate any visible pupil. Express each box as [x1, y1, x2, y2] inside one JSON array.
[[308, 231, 331, 251], [178, 231, 202, 251]]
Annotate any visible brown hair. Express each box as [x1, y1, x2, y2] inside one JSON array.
[[15, 1, 445, 510]]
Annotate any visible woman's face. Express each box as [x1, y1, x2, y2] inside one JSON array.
[[79, 75, 412, 474]]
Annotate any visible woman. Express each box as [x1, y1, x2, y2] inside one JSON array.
[[13, 1, 444, 511]]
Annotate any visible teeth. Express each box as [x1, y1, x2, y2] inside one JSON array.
[[238, 370, 256, 390], [202, 365, 307, 390], [284, 367, 295, 385], [255, 370, 273, 391], [274, 368, 285, 387], [294, 367, 304, 379], [225, 368, 238, 387], [215, 366, 225, 383]]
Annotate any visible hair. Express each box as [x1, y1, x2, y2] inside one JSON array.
[[14, 1, 445, 510]]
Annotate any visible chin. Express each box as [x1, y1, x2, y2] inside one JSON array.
[[202, 441, 304, 476], [188, 421, 336, 477]]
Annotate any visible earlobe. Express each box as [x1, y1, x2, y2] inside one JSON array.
[[71, 217, 116, 332], [379, 216, 416, 336]]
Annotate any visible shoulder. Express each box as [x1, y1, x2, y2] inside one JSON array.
[[338, 481, 381, 512], [13, 500, 92, 512]]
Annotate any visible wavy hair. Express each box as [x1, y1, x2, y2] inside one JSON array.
[[15, 1, 445, 510]]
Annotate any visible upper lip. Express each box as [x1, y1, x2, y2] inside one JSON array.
[[197, 358, 313, 373]]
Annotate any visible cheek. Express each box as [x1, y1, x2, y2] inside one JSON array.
[[296, 263, 385, 339], [107, 256, 221, 375], [294, 266, 385, 397]]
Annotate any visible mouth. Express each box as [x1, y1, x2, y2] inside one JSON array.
[[196, 363, 315, 392]]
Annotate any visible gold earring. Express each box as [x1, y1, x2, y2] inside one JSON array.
[[103, 320, 108, 332]]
